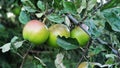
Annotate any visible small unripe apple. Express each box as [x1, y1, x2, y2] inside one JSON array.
[[12, 6, 21, 16], [70, 26, 90, 47], [23, 20, 49, 45], [48, 24, 70, 47], [78, 62, 94, 68]]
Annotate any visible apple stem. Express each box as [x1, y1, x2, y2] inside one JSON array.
[[42, 17, 47, 23]]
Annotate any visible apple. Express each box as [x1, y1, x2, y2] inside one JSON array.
[[48, 24, 70, 47], [70, 26, 90, 47], [12, 6, 21, 16], [23, 20, 49, 45], [78, 62, 94, 68]]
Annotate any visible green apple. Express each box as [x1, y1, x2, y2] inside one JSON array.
[[70, 26, 90, 47], [48, 24, 70, 47], [23, 20, 49, 45], [78, 62, 94, 68], [12, 6, 21, 16]]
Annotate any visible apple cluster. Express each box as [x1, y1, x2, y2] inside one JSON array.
[[22, 20, 90, 47]]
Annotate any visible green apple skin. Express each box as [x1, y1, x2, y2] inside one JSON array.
[[48, 24, 70, 47], [78, 62, 94, 68], [23, 20, 49, 45], [12, 7, 21, 16], [70, 26, 90, 47]]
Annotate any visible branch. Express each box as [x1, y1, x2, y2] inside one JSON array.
[[76, 38, 92, 68], [29, 50, 53, 54], [20, 45, 32, 68], [66, 14, 79, 25], [96, 38, 120, 59], [66, 14, 90, 37]]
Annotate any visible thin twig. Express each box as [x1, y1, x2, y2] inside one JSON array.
[[76, 39, 92, 68], [34, 56, 46, 66], [29, 50, 53, 54], [16, 52, 23, 59], [20, 45, 32, 68]]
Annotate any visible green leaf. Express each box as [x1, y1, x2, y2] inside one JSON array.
[[101, 0, 117, 10], [87, 0, 97, 11], [47, 14, 64, 23], [10, 36, 18, 43], [74, 0, 81, 8], [63, 1, 77, 14], [85, 19, 101, 38], [105, 54, 116, 59], [23, 6, 37, 12], [52, 0, 63, 9], [37, 1, 45, 11], [21, 0, 36, 9], [0, 43, 11, 53], [102, 7, 120, 32], [35, 12, 44, 18], [105, 58, 114, 65], [77, 0, 86, 14], [19, 11, 30, 24], [14, 41, 24, 49], [57, 36, 80, 50], [89, 45, 105, 56]]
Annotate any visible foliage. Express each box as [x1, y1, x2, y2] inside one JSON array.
[[0, 0, 120, 68]]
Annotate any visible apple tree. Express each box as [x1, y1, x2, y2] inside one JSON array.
[[0, 0, 120, 68]]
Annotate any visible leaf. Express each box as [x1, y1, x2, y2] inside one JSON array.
[[37, 1, 45, 11], [55, 53, 66, 68], [89, 45, 105, 56], [102, 7, 120, 32], [93, 45, 105, 54], [52, 0, 63, 9], [87, 0, 97, 11], [65, 16, 71, 27], [21, 0, 29, 2], [35, 12, 44, 18], [74, 0, 81, 8], [77, 0, 86, 14], [101, 0, 117, 10], [63, 1, 77, 14], [57, 36, 80, 50], [19, 11, 30, 24], [0, 43, 11, 53], [47, 14, 64, 23], [14, 41, 24, 49], [85, 19, 101, 38], [10, 36, 18, 43], [105, 58, 114, 65], [105, 54, 116, 59], [21, 0, 36, 9], [23, 6, 37, 12]]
